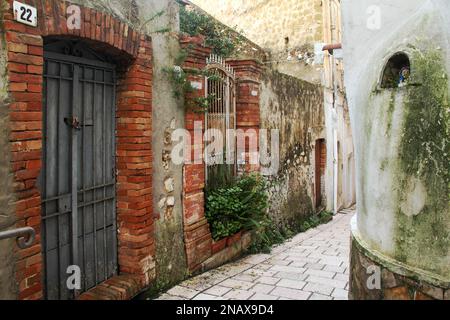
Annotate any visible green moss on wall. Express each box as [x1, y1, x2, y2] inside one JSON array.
[[261, 68, 324, 227], [386, 90, 396, 135], [137, 221, 189, 300], [394, 49, 450, 276]]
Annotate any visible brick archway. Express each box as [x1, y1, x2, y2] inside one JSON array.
[[3, 0, 153, 299]]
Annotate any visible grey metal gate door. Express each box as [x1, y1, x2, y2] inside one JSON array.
[[42, 44, 117, 300], [205, 55, 237, 188]]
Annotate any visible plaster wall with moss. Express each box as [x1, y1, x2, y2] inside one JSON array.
[[144, 0, 190, 293], [342, 0, 450, 294], [260, 69, 325, 229]]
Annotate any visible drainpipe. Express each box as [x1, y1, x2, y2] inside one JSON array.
[[322, 42, 342, 215], [322, 43, 342, 52], [333, 129, 338, 215]]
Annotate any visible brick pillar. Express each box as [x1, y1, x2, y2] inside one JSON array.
[[227, 60, 263, 173], [3, 3, 45, 300], [116, 35, 155, 286], [180, 36, 213, 272]]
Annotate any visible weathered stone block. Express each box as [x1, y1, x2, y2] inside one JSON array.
[[350, 236, 449, 300], [384, 287, 411, 300], [444, 289, 450, 300], [381, 268, 398, 289]]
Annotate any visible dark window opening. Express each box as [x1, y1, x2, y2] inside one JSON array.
[[381, 53, 410, 88]]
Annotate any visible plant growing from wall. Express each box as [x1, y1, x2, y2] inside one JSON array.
[[248, 210, 334, 254], [164, 3, 245, 112], [163, 60, 219, 112], [178, 4, 245, 58], [205, 173, 268, 241], [163, 47, 226, 112], [204, 169, 334, 250]]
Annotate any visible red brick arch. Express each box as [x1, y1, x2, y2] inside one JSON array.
[[2, 0, 153, 299]]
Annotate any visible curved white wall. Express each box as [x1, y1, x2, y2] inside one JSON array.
[[342, 0, 450, 278]]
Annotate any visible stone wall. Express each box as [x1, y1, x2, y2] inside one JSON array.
[[182, 2, 267, 63], [191, 0, 323, 53], [350, 229, 449, 300], [260, 68, 325, 228], [190, 0, 323, 83]]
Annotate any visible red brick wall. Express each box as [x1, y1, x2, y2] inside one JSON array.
[[180, 36, 212, 272], [2, 0, 153, 299], [228, 60, 262, 173], [180, 37, 262, 273], [116, 34, 154, 287]]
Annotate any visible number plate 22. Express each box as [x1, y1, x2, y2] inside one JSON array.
[[13, 1, 38, 27]]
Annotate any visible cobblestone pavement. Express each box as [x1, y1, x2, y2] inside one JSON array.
[[157, 210, 355, 301]]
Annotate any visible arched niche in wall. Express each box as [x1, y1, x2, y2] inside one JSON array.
[[380, 52, 411, 89]]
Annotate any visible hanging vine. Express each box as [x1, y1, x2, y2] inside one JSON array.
[[164, 3, 244, 112], [178, 4, 245, 58], [163, 49, 222, 113]]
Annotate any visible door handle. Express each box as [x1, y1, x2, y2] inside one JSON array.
[[0, 227, 36, 249], [64, 116, 81, 130]]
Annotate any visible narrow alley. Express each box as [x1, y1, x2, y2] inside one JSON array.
[[157, 210, 354, 301], [0, 0, 448, 304]]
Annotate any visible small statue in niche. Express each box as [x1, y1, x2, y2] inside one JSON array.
[[398, 67, 410, 87], [381, 53, 411, 88]]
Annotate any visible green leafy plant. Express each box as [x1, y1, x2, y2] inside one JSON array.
[[205, 173, 268, 241], [205, 170, 335, 251], [247, 217, 288, 254], [163, 54, 217, 113], [179, 5, 245, 58], [164, 4, 245, 112], [300, 221, 312, 232], [298, 211, 333, 231], [163, 48, 228, 113], [248, 210, 334, 254], [318, 210, 334, 224]]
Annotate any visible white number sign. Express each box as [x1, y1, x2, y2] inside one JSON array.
[[13, 1, 38, 27], [190, 81, 203, 90]]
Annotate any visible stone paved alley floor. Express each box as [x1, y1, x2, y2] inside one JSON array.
[[157, 210, 355, 300]]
